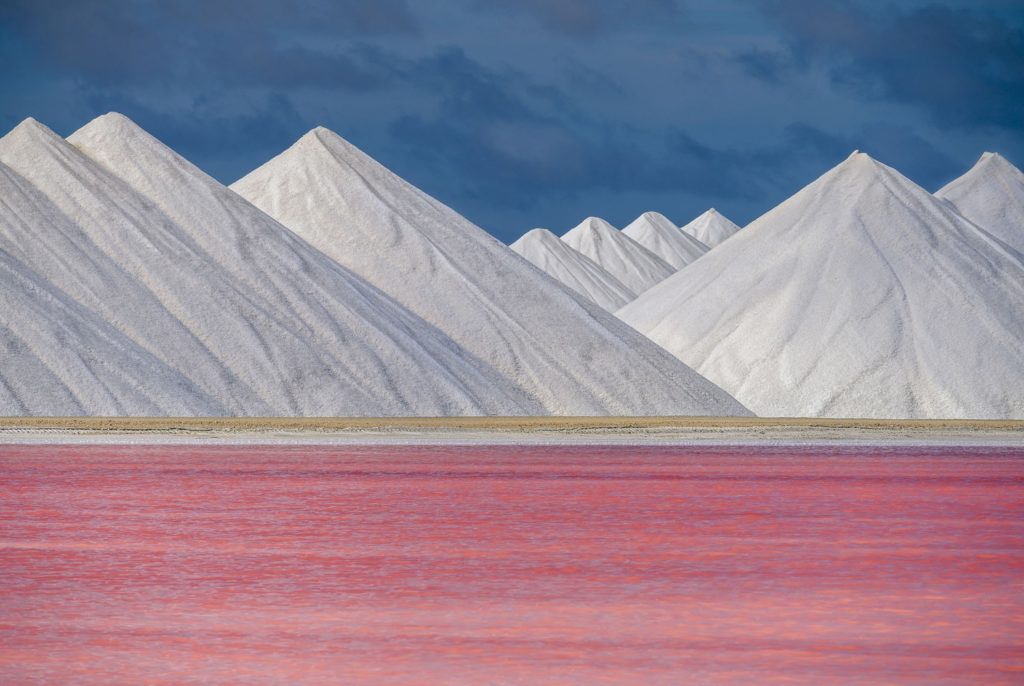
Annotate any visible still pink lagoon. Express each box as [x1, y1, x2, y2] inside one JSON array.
[[1, 444, 1022, 685]]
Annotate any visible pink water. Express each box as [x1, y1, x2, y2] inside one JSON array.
[[1, 444, 1022, 685]]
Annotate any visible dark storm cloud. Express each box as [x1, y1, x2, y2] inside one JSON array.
[[1, 0, 1019, 240], [198, 43, 398, 90], [751, 0, 1024, 131], [159, 0, 419, 34], [388, 45, 960, 233], [387, 48, 858, 212], [466, 0, 684, 36], [735, 47, 793, 84], [81, 90, 306, 154], [0, 0, 417, 85]]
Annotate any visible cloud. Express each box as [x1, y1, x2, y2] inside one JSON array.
[[750, 0, 1024, 131], [384, 48, 861, 214], [77, 89, 310, 181], [854, 122, 960, 190], [159, 0, 418, 34], [735, 47, 793, 84], [3, 0, 1010, 240], [465, 0, 685, 35], [0, 0, 418, 86]]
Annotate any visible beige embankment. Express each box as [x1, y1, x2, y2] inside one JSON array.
[[1, 417, 1021, 445]]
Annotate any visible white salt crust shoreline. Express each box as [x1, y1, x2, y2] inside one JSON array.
[[2, 425, 1021, 447]]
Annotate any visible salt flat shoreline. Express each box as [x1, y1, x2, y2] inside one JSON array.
[[0, 417, 1021, 446]]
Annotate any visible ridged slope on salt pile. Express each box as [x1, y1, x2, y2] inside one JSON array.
[[561, 217, 675, 295], [679, 209, 741, 248], [0, 244, 222, 415], [619, 152, 1024, 419], [936, 153, 1024, 254], [622, 211, 709, 270], [233, 128, 750, 416], [0, 145, 270, 415], [0, 115, 539, 416], [510, 228, 636, 311]]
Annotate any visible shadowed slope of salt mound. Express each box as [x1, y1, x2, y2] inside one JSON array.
[[510, 228, 636, 311], [936, 153, 1024, 254], [561, 217, 676, 294], [0, 153, 271, 415], [679, 209, 741, 248], [233, 127, 750, 416], [619, 152, 1024, 419], [622, 211, 709, 270], [0, 247, 223, 415], [0, 115, 540, 416]]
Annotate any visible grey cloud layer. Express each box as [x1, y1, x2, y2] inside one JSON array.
[[1, 0, 1019, 240]]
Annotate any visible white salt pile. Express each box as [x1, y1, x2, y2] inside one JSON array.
[[679, 209, 741, 247], [9, 111, 1019, 421], [561, 216, 675, 294], [233, 127, 750, 416], [510, 228, 637, 310], [936, 152, 1024, 255], [618, 152, 1024, 419], [0, 115, 542, 416], [622, 211, 709, 270]]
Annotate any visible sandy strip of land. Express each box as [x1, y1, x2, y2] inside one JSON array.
[[0, 417, 1021, 445]]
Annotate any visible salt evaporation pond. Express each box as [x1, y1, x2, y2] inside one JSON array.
[[1, 444, 1022, 684]]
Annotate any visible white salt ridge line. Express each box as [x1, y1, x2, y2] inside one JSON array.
[[233, 127, 750, 416], [936, 152, 1024, 255], [561, 216, 676, 295], [622, 211, 709, 270], [619, 152, 1024, 419], [679, 208, 741, 248], [0, 115, 538, 416], [510, 228, 636, 311]]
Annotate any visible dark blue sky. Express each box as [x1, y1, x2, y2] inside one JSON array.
[[2, 0, 1022, 243]]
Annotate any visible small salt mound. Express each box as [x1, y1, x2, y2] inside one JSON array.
[[510, 228, 636, 311], [622, 211, 709, 270], [679, 209, 741, 248], [233, 127, 750, 416], [561, 217, 676, 295], [936, 152, 1024, 255], [619, 152, 1024, 419]]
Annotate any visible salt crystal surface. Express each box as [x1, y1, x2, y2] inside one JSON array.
[[679, 208, 741, 248], [622, 211, 709, 270], [936, 152, 1024, 255], [0, 233, 221, 415], [510, 228, 636, 311], [561, 216, 676, 295]]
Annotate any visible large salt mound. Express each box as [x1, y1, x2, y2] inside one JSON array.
[[233, 127, 749, 416], [0, 240, 221, 415], [561, 217, 676, 294], [618, 152, 1024, 419], [936, 153, 1024, 254], [510, 228, 636, 311], [622, 211, 709, 270], [0, 115, 539, 416], [679, 209, 741, 247]]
